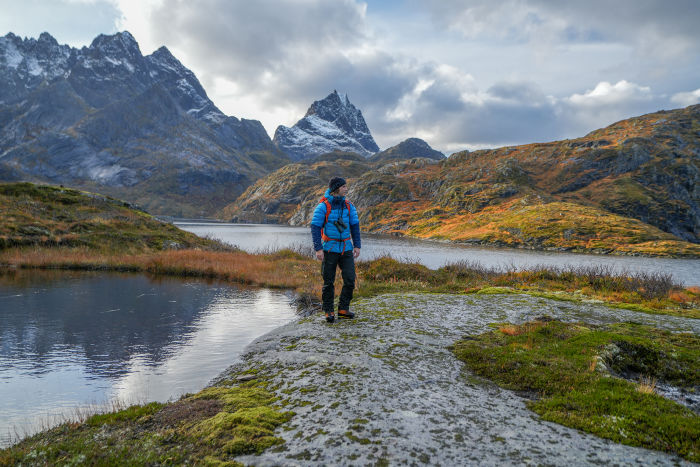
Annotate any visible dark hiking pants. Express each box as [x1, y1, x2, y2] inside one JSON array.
[[321, 250, 356, 312]]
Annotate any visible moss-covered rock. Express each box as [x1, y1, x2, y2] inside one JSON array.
[[0, 379, 293, 465], [452, 320, 700, 462]]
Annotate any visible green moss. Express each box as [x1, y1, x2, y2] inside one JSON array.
[[345, 432, 372, 445], [452, 320, 700, 462], [613, 302, 659, 314], [475, 286, 517, 295], [86, 402, 163, 426], [192, 407, 289, 455], [2, 378, 293, 465], [193, 382, 279, 411]]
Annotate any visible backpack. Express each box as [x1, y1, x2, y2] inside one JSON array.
[[319, 196, 352, 253]]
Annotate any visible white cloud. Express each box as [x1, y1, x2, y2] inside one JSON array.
[[671, 88, 700, 107], [568, 80, 652, 107], [425, 0, 700, 60], [105, 0, 700, 152]]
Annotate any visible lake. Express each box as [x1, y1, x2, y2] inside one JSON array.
[[0, 270, 296, 447], [177, 222, 700, 286]]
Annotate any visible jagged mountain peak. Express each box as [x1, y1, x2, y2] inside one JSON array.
[[150, 45, 177, 62], [37, 32, 59, 46], [88, 31, 140, 55], [147, 45, 195, 78], [274, 90, 379, 161], [304, 90, 362, 124]]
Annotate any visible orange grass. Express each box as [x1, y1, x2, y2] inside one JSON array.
[[637, 376, 658, 394], [499, 325, 522, 336], [0, 248, 319, 293]]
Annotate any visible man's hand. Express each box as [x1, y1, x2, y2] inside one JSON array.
[[315, 250, 324, 261], [353, 248, 360, 259]]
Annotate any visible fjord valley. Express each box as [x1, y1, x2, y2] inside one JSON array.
[[2, 30, 698, 258], [1, 29, 699, 466]]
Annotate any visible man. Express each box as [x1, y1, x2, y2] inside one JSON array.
[[311, 177, 361, 323]]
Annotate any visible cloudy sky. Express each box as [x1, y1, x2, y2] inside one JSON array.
[[2, 0, 699, 153]]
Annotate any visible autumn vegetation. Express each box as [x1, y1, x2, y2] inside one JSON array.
[[220, 105, 700, 258]]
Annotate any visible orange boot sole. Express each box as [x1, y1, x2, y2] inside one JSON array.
[[338, 309, 355, 319]]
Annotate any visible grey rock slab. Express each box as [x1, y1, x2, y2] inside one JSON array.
[[220, 293, 697, 466]]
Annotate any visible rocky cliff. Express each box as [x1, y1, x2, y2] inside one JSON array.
[[0, 31, 288, 216], [218, 152, 373, 224], [353, 105, 700, 256]]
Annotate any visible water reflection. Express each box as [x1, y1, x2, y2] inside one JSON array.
[[0, 270, 296, 446]]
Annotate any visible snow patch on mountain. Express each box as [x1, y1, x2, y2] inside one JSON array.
[[1, 39, 22, 68]]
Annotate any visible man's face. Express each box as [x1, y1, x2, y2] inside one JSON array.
[[338, 184, 348, 196]]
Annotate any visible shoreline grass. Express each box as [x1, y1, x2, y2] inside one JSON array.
[[1, 248, 698, 318]]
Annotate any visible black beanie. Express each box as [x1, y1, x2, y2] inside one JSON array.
[[328, 177, 346, 193]]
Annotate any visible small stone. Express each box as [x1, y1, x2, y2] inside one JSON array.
[[235, 374, 257, 382]]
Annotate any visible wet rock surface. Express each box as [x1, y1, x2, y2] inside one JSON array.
[[219, 293, 698, 466]]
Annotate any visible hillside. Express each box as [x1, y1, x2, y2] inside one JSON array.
[[224, 105, 700, 257], [0, 182, 225, 252], [0, 32, 289, 217], [219, 136, 446, 223], [218, 152, 372, 224]]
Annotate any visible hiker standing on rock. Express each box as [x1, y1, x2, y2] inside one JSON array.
[[311, 177, 361, 323]]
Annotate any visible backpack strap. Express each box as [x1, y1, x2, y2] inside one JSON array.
[[320, 197, 332, 226]]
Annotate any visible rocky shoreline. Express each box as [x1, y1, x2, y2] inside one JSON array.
[[218, 292, 698, 465]]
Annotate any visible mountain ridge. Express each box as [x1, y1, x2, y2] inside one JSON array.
[[0, 31, 288, 216]]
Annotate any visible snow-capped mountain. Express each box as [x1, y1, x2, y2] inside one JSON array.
[[0, 31, 287, 216], [273, 90, 380, 160]]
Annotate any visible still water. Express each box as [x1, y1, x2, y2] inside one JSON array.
[[177, 222, 700, 286], [0, 271, 296, 447]]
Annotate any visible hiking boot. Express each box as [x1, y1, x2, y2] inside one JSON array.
[[338, 309, 355, 319], [325, 311, 335, 323]]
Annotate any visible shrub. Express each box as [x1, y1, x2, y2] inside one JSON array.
[[362, 256, 432, 282]]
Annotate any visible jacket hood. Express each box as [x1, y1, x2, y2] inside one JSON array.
[[324, 188, 345, 202]]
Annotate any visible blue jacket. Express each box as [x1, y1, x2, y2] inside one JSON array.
[[311, 189, 361, 253]]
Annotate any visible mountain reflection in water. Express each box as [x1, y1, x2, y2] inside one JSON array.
[[0, 270, 296, 447]]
